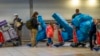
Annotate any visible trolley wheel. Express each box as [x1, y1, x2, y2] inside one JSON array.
[[13, 41, 19, 46], [70, 43, 78, 47]]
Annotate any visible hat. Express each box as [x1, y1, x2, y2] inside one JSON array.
[[14, 13, 18, 16]]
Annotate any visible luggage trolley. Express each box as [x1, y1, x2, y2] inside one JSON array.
[[0, 20, 19, 47]]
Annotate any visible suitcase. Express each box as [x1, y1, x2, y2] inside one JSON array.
[[3, 30, 19, 46], [8, 28, 18, 39], [3, 31, 11, 41], [0, 31, 4, 43], [0, 20, 19, 46], [0, 20, 7, 27], [2, 24, 18, 41]]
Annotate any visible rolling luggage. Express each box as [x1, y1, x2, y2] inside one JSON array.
[[0, 20, 19, 46], [8, 28, 18, 39], [0, 31, 4, 43], [3, 31, 11, 41]]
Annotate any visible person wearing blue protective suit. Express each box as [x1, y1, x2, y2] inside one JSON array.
[[72, 9, 81, 30], [89, 19, 97, 50], [71, 9, 86, 47], [72, 9, 81, 19]]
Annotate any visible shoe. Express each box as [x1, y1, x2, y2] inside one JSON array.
[[27, 43, 35, 47], [70, 43, 78, 47], [93, 47, 100, 51], [46, 43, 49, 46], [82, 43, 86, 47], [0, 44, 3, 47], [54, 43, 60, 47]]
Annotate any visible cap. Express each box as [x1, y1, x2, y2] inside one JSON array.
[[14, 13, 18, 16]]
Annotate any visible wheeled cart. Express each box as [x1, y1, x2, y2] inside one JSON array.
[[0, 20, 19, 47]]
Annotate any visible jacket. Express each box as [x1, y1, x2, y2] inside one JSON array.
[[46, 25, 54, 38], [31, 17, 38, 30], [13, 18, 23, 30]]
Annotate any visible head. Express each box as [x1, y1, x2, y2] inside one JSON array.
[[32, 11, 38, 18], [15, 15, 18, 18], [93, 19, 98, 24], [96, 19, 100, 24], [75, 9, 80, 14], [14, 13, 18, 18], [49, 22, 54, 28]]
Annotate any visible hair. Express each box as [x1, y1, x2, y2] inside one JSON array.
[[32, 11, 38, 18], [48, 21, 53, 26], [49, 22, 54, 30], [76, 9, 79, 13]]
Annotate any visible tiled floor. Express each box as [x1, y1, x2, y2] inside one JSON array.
[[0, 43, 100, 56]]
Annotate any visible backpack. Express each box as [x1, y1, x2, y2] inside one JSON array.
[[26, 19, 33, 30]]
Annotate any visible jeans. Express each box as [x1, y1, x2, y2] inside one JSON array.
[[48, 38, 53, 44]]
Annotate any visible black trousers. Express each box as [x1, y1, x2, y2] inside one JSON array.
[[89, 32, 96, 50], [18, 36, 22, 45]]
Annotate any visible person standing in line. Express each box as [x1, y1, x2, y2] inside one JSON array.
[[52, 24, 58, 44], [96, 20, 100, 47], [46, 22, 54, 47], [89, 19, 97, 50], [72, 9, 81, 19], [13, 14, 23, 45], [30, 11, 39, 47], [72, 9, 81, 30]]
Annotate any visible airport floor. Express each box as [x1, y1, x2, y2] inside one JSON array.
[[0, 42, 100, 56]]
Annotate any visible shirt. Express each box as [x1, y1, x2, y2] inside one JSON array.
[[13, 18, 23, 30]]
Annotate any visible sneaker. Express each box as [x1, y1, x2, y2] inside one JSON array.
[[27, 44, 32, 47], [0, 44, 3, 47], [93, 47, 100, 51]]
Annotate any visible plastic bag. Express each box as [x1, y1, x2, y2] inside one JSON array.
[[77, 30, 88, 42], [36, 30, 46, 42], [61, 31, 69, 41], [38, 15, 46, 30], [52, 13, 73, 39], [80, 21, 92, 34]]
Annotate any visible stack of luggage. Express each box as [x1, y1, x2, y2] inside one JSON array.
[[0, 20, 19, 47]]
